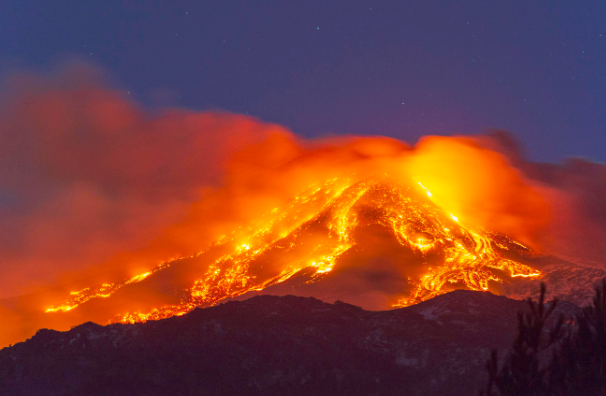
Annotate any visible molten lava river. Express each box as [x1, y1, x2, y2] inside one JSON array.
[[44, 177, 540, 325]]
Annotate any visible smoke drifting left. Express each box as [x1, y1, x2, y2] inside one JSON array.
[[0, 63, 280, 298]]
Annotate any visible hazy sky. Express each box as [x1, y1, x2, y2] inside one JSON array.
[[1, 0, 605, 162]]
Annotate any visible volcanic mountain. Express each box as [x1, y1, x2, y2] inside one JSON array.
[[2, 176, 605, 395], [30, 176, 545, 331]]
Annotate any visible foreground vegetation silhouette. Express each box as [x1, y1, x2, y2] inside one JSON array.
[[482, 278, 606, 395]]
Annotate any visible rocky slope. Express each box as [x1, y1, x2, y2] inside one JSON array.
[[501, 255, 606, 306], [0, 290, 578, 396]]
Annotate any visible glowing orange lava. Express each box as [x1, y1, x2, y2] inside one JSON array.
[[46, 177, 540, 324]]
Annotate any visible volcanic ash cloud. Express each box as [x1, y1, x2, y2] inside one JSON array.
[[0, 63, 601, 347]]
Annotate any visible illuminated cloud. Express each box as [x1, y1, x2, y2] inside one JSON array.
[[0, 64, 601, 348]]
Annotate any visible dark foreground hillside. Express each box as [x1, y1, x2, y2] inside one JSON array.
[[0, 291, 577, 396]]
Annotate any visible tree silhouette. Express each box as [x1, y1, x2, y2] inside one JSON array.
[[483, 278, 606, 396], [481, 283, 564, 396], [548, 278, 606, 395]]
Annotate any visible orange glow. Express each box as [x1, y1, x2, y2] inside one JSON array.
[[45, 270, 157, 313], [0, 67, 552, 348], [407, 137, 548, 247], [45, 177, 540, 324]]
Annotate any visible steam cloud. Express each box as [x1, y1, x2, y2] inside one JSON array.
[[0, 63, 602, 346]]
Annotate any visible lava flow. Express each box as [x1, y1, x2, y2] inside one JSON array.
[[45, 176, 540, 324]]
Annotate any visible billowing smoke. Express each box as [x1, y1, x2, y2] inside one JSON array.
[[475, 131, 606, 261], [0, 63, 282, 298], [0, 64, 601, 347]]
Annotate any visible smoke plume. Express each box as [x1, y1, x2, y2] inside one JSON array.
[[0, 63, 602, 347]]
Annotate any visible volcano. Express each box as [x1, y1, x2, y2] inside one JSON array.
[[2, 176, 606, 395], [38, 177, 543, 328]]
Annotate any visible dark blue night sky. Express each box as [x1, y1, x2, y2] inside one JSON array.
[[1, 0, 605, 162]]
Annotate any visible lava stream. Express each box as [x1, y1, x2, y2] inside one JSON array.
[[46, 177, 541, 324]]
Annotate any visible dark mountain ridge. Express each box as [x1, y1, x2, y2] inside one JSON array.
[[0, 290, 578, 396]]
